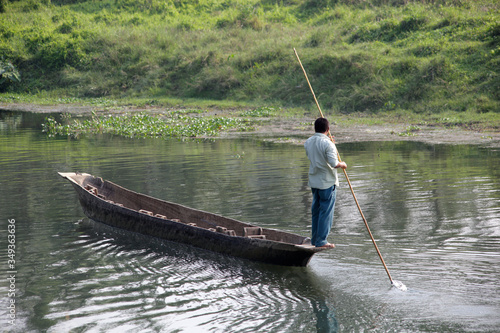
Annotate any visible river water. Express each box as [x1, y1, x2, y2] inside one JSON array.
[[0, 111, 499, 332]]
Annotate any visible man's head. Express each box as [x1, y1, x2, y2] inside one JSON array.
[[314, 117, 329, 133]]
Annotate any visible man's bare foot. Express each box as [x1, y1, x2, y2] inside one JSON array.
[[317, 243, 335, 248]]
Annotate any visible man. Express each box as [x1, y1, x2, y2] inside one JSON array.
[[304, 118, 347, 248]]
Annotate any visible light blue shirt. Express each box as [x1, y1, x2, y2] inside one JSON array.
[[304, 133, 339, 189]]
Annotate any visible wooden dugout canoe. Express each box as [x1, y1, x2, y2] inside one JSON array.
[[59, 172, 327, 266]]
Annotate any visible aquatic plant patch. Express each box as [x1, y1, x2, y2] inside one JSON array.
[[42, 111, 251, 138], [240, 106, 278, 117]]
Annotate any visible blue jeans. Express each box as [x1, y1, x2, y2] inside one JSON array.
[[311, 185, 337, 247]]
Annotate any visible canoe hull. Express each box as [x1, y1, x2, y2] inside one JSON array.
[[60, 172, 325, 267]]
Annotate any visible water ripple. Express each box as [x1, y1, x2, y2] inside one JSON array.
[[40, 219, 329, 332]]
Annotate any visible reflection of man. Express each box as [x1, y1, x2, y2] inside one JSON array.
[[304, 118, 347, 248], [312, 297, 339, 333]]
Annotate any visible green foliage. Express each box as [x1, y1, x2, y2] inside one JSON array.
[[34, 35, 85, 69], [42, 111, 250, 138], [241, 106, 278, 117], [398, 125, 421, 136], [114, 0, 178, 15], [0, 58, 21, 91], [1, 0, 499, 114], [487, 22, 500, 47], [349, 13, 428, 43]]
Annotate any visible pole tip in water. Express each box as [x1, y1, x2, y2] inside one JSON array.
[[391, 280, 407, 292]]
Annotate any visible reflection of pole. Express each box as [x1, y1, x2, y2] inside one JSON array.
[[293, 48, 394, 284]]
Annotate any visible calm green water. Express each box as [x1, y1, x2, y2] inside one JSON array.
[[1, 111, 499, 332]]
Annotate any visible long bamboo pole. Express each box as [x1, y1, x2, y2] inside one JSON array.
[[294, 48, 394, 284]]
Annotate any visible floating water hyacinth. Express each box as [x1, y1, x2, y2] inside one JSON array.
[[43, 111, 252, 138]]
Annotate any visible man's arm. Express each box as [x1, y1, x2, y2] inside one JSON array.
[[324, 139, 347, 170], [335, 161, 347, 169]]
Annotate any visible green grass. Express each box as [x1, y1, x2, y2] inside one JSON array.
[[0, 91, 258, 111], [0, 0, 499, 118]]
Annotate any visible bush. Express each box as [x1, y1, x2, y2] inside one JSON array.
[[51, 0, 87, 4], [399, 14, 427, 33], [0, 0, 7, 13], [349, 14, 428, 43], [191, 65, 242, 99], [34, 35, 86, 69], [487, 22, 500, 46], [115, 0, 179, 15], [0, 58, 21, 92], [21, 0, 51, 12]]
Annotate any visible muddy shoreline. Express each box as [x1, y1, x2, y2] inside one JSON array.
[[247, 117, 500, 148], [2, 103, 499, 147]]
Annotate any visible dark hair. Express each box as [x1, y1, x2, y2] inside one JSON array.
[[314, 117, 329, 133]]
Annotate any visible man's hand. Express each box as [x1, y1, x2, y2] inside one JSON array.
[[335, 162, 347, 169]]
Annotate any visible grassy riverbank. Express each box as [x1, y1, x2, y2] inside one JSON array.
[[0, 0, 499, 118]]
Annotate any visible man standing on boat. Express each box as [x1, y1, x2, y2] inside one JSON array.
[[304, 118, 347, 248]]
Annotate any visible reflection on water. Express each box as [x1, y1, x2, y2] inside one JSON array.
[[40, 219, 338, 333], [0, 111, 499, 332]]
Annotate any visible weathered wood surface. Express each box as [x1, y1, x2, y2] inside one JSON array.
[[59, 172, 327, 266]]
